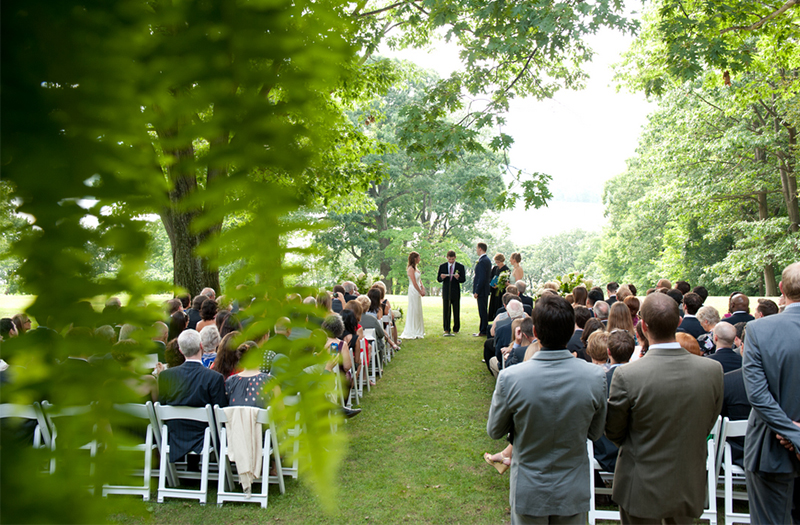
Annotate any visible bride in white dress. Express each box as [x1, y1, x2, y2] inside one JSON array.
[[401, 251, 425, 339]]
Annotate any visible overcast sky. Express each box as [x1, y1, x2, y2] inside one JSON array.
[[383, 25, 655, 246]]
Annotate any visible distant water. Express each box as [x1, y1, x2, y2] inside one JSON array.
[[497, 200, 606, 246]]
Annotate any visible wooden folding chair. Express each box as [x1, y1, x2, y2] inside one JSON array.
[[587, 439, 619, 524], [213, 405, 285, 508], [720, 418, 750, 524], [153, 402, 218, 504]]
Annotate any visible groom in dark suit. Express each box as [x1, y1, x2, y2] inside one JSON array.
[[438, 250, 466, 336], [473, 242, 492, 336]]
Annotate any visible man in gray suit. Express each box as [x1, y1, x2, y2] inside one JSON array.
[[743, 261, 800, 524], [487, 294, 607, 524], [606, 292, 723, 524]]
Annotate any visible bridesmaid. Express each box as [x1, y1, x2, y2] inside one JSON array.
[[510, 252, 523, 284], [487, 253, 509, 321]]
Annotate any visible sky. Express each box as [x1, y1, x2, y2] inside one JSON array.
[[383, 25, 655, 246]]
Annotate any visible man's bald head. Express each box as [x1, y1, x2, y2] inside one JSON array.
[[714, 322, 736, 348], [729, 293, 750, 313], [640, 292, 681, 342]]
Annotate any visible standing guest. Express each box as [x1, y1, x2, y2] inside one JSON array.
[[578, 318, 604, 363], [587, 288, 604, 310], [722, 293, 755, 325], [572, 285, 588, 307], [623, 296, 640, 326], [487, 294, 606, 524], [195, 299, 218, 333], [437, 250, 466, 336], [692, 285, 709, 305], [185, 294, 206, 330], [742, 262, 800, 525], [696, 305, 721, 355], [626, 284, 637, 296], [677, 292, 705, 338], [676, 332, 703, 356], [509, 252, 523, 283], [616, 285, 632, 303], [606, 302, 635, 336], [674, 280, 691, 295], [473, 242, 492, 337], [754, 298, 778, 318], [606, 282, 619, 305], [606, 292, 723, 524], [567, 306, 593, 355], [586, 331, 610, 368], [706, 322, 741, 373], [487, 253, 509, 321], [593, 301, 610, 325]]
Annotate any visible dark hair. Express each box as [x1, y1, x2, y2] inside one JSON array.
[[215, 310, 231, 332], [408, 251, 419, 268], [168, 311, 188, 341], [675, 281, 691, 295], [608, 330, 635, 363], [532, 295, 575, 350], [177, 293, 191, 309], [733, 321, 748, 342], [477, 242, 488, 253], [581, 318, 605, 347], [165, 338, 185, 368], [606, 282, 619, 293], [502, 292, 516, 307], [640, 293, 681, 341], [627, 284, 637, 296], [367, 288, 382, 313], [519, 317, 534, 339], [636, 322, 649, 356], [0, 318, 16, 339], [510, 252, 521, 264], [683, 292, 703, 315], [691, 286, 708, 303], [624, 296, 640, 320], [340, 309, 358, 336], [756, 298, 779, 317], [572, 285, 587, 306], [191, 294, 208, 310], [317, 292, 332, 311], [447, 250, 456, 258], [166, 298, 182, 315], [213, 331, 243, 379], [200, 299, 218, 321], [220, 314, 242, 339], [587, 288, 604, 305], [666, 288, 684, 305], [574, 306, 592, 329], [332, 285, 345, 295]]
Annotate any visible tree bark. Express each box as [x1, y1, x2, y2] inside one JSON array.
[[757, 191, 778, 296]]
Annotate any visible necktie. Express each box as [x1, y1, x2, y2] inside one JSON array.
[[449, 264, 453, 279]]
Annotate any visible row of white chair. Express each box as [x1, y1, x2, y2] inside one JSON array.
[[587, 416, 750, 525]]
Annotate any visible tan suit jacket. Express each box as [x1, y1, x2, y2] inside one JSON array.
[[605, 344, 723, 519]]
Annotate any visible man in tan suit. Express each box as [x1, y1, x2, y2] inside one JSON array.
[[606, 293, 723, 524]]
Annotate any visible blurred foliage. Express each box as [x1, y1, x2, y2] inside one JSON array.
[[1, 0, 363, 521]]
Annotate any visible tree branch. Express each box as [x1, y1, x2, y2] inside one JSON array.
[[357, 1, 406, 18], [719, 0, 798, 34]]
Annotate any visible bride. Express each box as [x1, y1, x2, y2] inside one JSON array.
[[401, 251, 425, 339]]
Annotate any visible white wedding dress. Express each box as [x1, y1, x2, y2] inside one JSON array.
[[401, 269, 425, 339]]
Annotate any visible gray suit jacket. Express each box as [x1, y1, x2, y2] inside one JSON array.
[[606, 345, 723, 519], [742, 304, 800, 475], [487, 349, 607, 517]]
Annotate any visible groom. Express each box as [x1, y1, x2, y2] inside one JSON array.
[[438, 250, 466, 336], [473, 242, 492, 336]]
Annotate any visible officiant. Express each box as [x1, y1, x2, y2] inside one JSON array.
[[438, 250, 466, 336]]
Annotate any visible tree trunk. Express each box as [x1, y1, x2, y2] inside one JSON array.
[[774, 117, 799, 233], [757, 191, 778, 296], [380, 260, 393, 294]]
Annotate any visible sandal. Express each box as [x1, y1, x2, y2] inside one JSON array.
[[484, 452, 510, 474]]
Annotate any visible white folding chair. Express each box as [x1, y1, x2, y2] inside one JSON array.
[[40, 401, 97, 476], [587, 440, 619, 524], [698, 438, 718, 525], [101, 402, 160, 501], [381, 315, 394, 361], [721, 418, 750, 524], [213, 405, 285, 508], [0, 402, 50, 450], [280, 395, 302, 479], [153, 402, 217, 504], [357, 337, 369, 396]]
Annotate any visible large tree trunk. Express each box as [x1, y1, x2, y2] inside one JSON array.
[[757, 190, 779, 296]]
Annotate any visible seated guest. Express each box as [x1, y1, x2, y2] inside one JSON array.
[[491, 292, 521, 330], [1, 318, 18, 340], [515, 280, 534, 310], [157, 329, 227, 462], [720, 329, 751, 467], [567, 306, 593, 354], [212, 331, 243, 379], [195, 299, 218, 333], [721, 293, 755, 325], [356, 294, 387, 363], [490, 300, 525, 377], [166, 298, 182, 316], [754, 298, 778, 318], [343, 281, 359, 302], [495, 286, 532, 316], [483, 293, 519, 373], [706, 322, 741, 373], [676, 332, 703, 356], [164, 338, 185, 369], [586, 331, 610, 369], [317, 292, 334, 315], [185, 295, 207, 330], [331, 285, 346, 313], [11, 313, 31, 336], [624, 296, 640, 326], [593, 301, 610, 325], [696, 305, 721, 355], [578, 318, 604, 362], [677, 292, 705, 338], [168, 311, 189, 342], [219, 312, 242, 339], [607, 302, 635, 337], [656, 278, 672, 289], [225, 341, 272, 407], [199, 325, 221, 368]]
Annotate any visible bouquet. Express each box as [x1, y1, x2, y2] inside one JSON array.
[[494, 270, 510, 296]]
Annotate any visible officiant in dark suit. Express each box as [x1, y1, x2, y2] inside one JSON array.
[[438, 250, 466, 336], [473, 243, 492, 336]]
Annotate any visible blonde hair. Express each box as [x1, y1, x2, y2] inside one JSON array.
[[782, 262, 800, 300], [586, 331, 610, 362], [494, 253, 505, 264]]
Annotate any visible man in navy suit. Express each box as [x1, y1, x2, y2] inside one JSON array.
[[606, 282, 619, 306], [743, 262, 800, 524], [721, 293, 755, 325], [706, 322, 742, 373], [158, 329, 227, 461], [473, 242, 492, 336], [437, 250, 466, 336], [677, 292, 706, 339]]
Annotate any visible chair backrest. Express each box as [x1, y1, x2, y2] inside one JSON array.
[[721, 417, 747, 440], [363, 328, 376, 341], [214, 405, 270, 427], [153, 402, 218, 454], [0, 402, 51, 448], [40, 401, 94, 444]]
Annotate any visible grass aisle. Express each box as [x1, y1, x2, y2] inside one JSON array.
[[116, 296, 511, 524]]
